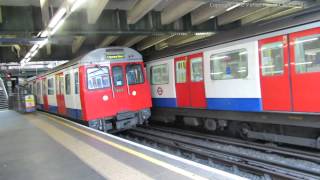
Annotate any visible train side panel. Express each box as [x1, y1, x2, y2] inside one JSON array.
[[63, 67, 82, 119], [203, 41, 262, 112], [46, 74, 58, 113], [147, 58, 177, 108]]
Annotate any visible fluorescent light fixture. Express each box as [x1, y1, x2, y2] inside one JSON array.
[[295, 61, 313, 65], [226, 3, 241, 11], [68, 0, 77, 3], [30, 44, 39, 52], [48, 7, 67, 28], [239, 51, 247, 55], [31, 50, 38, 57], [40, 30, 49, 38], [25, 52, 31, 58], [212, 56, 228, 60], [50, 18, 66, 35], [209, 16, 215, 19], [294, 37, 318, 44], [71, 0, 87, 12], [38, 38, 49, 48]]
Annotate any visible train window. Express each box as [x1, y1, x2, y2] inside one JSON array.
[[126, 64, 144, 85], [261, 42, 284, 76], [65, 74, 71, 95], [59, 76, 64, 94], [74, 72, 79, 94], [37, 82, 41, 96], [150, 64, 169, 85], [190, 57, 203, 82], [42, 80, 47, 95], [87, 67, 111, 90], [176, 60, 187, 83], [210, 49, 248, 80], [112, 66, 124, 86], [47, 78, 54, 95], [294, 34, 320, 73]]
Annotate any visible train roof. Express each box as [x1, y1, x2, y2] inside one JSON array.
[[35, 47, 142, 78]]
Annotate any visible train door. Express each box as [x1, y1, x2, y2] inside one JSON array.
[[42, 78, 49, 111], [111, 63, 130, 111], [55, 73, 67, 115], [174, 53, 206, 108], [125, 62, 151, 110], [289, 27, 320, 112], [259, 35, 291, 111]]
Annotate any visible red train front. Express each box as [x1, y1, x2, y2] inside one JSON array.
[[31, 47, 152, 132]]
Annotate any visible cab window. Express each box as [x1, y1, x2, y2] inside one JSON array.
[[126, 64, 144, 85], [112, 66, 124, 86], [87, 67, 111, 90]]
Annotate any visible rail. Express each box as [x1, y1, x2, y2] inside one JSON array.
[[119, 126, 320, 180]]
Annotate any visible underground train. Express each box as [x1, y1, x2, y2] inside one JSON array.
[[146, 16, 320, 148], [28, 47, 152, 132]]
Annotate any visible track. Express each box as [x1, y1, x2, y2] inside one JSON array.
[[118, 126, 320, 180]]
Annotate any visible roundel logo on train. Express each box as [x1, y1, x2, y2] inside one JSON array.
[[157, 87, 163, 96]]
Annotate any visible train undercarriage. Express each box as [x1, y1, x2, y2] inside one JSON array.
[[88, 108, 151, 132], [151, 107, 320, 149]]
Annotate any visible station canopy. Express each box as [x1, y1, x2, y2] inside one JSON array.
[[0, 0, 319, 77]]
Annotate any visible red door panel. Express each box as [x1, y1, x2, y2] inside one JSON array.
[[289, 27, 320, 112], [259, 35, 291, 111], [175, 56, 190, 107], [56, 73, 67, 115], [189, 53, 206, 108], [174, 53, 206, 108], [42, 78, 49, 111], [126, 62, 152, 111]]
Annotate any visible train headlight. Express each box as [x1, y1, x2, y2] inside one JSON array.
[[132, 90, 137, 96], [102, 95, 109, 101]]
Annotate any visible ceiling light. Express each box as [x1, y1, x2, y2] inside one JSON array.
[[38, 38, 49, 48], [48, 7, 67, 28], [71, 0, 87, 12], [25, 52, 31, 58], [30, 44, 39, 52], [36, 31, 42, 37], [50, 18, 66, 35], [31, 50, 38, 57], [226, 3, 241, 11], [40, 30, 49, 38], [209, 16, 215, 19]]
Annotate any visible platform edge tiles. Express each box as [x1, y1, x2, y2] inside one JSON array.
[[30, 111, 246, 180]]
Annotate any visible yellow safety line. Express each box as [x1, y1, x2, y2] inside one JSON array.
[[42, 113, 209, 180]]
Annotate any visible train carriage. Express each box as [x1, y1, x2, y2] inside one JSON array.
[[146, 20, 320, 149], [29, 47, 152, 132]]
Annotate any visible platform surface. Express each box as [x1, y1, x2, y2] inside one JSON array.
[[0, 110, 245, 180]]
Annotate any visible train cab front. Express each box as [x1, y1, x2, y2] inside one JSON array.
[[81, 47, 152, 132]]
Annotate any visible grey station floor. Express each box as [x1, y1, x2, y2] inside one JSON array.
[[0, 110, 245, 180]]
